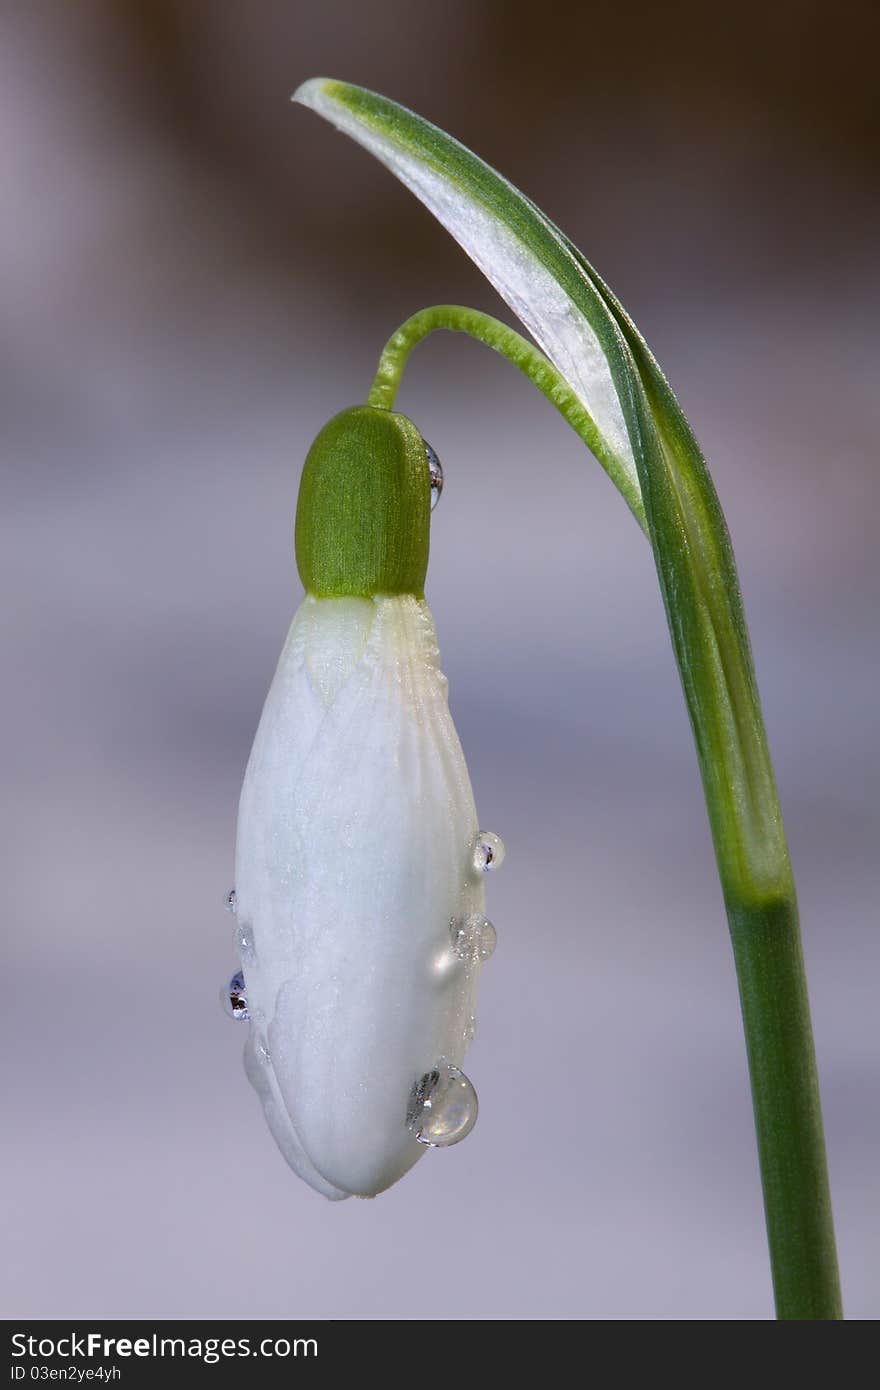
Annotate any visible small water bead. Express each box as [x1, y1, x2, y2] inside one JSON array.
[[452, 913, 497, 963], [424, 440, 443, 510], [225, 888, 237, 914], [406, 1060, 478, 1147], [221, 969, 249, 1021], [472, 831, 505, 874], [235, 923, 255, 961]]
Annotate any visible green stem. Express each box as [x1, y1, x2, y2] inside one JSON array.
[[371, 304, 842, 1320], [728, 896, 841, 1318], [367, 304, 648, 533]]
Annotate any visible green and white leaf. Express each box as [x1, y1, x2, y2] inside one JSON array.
[[295, 77, 641, 523], [293, 77, 791, 906]]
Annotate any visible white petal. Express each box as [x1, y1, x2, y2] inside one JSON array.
[[235, 595, 486, 1197]]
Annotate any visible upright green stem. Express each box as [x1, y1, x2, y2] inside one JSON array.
[[728, 896, 841, 1318], [370, 305, 842, 1319]]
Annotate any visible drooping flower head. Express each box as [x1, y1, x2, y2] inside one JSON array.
[[227, 406, 502, 1199], [219, 74, 842, 1316]]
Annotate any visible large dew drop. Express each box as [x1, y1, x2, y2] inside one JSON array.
[[406, 1060, 478, 1147], [221, 969, 249, 1021]]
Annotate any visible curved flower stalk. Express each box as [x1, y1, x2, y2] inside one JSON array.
[[230, 406, 500, 1199], [290, 80, 842, 1317]]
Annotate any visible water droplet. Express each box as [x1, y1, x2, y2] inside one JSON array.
[[221, 969, 249, 1021], [451, 913, 497, 962], [424, 440, 443, 510], [235, 923, 255, 961], [472, 831, 505, 874], [406, 1060, 478, 1147], [226, 889, 237, 914]]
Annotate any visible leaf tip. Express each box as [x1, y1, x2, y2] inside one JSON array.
[[291, 76, 344, 111]]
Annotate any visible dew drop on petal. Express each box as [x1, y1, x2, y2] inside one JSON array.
[[424, 440, 443, 510], [406, 1060, 478, 1147], [452, 913, 497, 962], [221, 969, 249, 1020], [235, 923, 255, 961], [226, 888, 237, 914], [472, 831, 505, 874]]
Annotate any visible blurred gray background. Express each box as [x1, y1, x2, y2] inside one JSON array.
[[2, 1, 877, 1320]]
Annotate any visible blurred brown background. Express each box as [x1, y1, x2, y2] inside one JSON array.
[[3, 1, 878, 1319]]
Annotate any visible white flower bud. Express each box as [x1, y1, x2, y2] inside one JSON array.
[[234, 593, 491, 1198]]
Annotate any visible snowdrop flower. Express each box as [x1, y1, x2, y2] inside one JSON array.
[[226, 406, 503, 1199]]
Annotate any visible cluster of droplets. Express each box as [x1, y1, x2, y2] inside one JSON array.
[[221, 894, 274, 1072], [405, 828, 505, 1149], [221, 887, 255, 1020], [221, 829, 505, 1157], [448, 828, 505, 963]]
